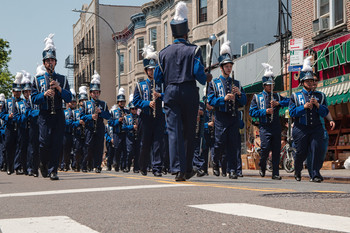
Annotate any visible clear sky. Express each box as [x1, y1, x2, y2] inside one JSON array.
[[0, 0, 149, 77]]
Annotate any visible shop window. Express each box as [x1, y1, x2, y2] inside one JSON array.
[[198, 0, 207, 23], [137, 37, 144, 61], [149, 28, 157, 51]]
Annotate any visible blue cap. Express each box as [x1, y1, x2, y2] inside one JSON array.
[[218, 53, 233, 66], [79, 93, 88, 101], [299, 71, 314, 82], [22, 82, 32, 91], [117, 94, 126, 102], [128, 101, 135, 108], [143, 58, 157, 69], [90, 83, 100, 92], [262, 76, 274, 85], [42, 49, 56, 61], [170, 18, 189, 38], [12, 83, 22, 92]]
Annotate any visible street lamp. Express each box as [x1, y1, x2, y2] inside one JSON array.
[[72, 9, 121, 91]]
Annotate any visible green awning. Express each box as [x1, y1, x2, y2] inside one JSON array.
[[243, 75, 283, 94]]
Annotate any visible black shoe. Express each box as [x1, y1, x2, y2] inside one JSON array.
[[312, 177, 322, 183], [154, 172, 162, 177], [114, 166, 119, 172], [294, 172, 301, 181], [49, 172, 59, 180], [222, 173, 227, 177], [237, 174, 243, 177], [133, 169, 139, 173], [39, 163, 48, 178], [175, 172, 186, 181], [196, 169, 206, 177], [15, 169, 24, 175], [33, 172, 39, 177], [82, 169, 88, 173], [106, 165, 111, 171], [123, 168, 129, 173], [272, 175, 282, 180], [259, 169, 266, 177], [28, 170, 34, 176], [213, 163, 220, 176], [7, 170, 13, 175], [185, 170, 196, 180], [140, 170, 147, 176], [64, 166, 70, 172], [95, 168, 101, 173], [229, 171, 238, 179], [162, 168, 168, 175]]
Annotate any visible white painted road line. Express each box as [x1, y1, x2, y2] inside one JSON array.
[[0, 216, 98, 233], [189, 203, 350, 232], [0, 184, 194, 198]]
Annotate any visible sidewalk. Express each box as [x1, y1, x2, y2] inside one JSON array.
[[241, 169, 350, 183]]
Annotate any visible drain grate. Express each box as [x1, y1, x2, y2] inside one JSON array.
[[262, 192, 350, 199]]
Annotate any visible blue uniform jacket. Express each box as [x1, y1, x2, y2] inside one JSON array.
[[0, 97, 21, 128], [289, 88, 328, 127], [107, 107, 129, 133], [31, 72, 72, 111], [80, 99, 111, 130]]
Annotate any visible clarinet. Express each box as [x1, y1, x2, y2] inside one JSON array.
[[48, 64, 56, 115], [227, 72, 236, 117], [270, 83, 274, 122], [132, 115, 138, 140], [152, 79, 156, 118], [195, 113, 200, 139], [209, 110, 215, 139], [93, 100, 98, 134], [11, 100, 17, 131]]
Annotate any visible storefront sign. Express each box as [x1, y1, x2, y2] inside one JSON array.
[[288, 65, 302, 72], [289, 38, 304, 51], [290, 50, 304, 66]]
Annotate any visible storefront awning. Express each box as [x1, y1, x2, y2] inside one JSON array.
[[243, 75, 283, 94]]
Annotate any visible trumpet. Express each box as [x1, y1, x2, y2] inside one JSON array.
[[48, 64, 56, 115]]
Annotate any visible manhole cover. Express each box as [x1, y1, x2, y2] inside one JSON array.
[[262, 192, 350, 199]]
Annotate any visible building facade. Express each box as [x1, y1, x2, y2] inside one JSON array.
[[73, 0, 140, 106], [113, 0, 282, 101]]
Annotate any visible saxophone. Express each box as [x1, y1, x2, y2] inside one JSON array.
[[48, 64, 56, 115]]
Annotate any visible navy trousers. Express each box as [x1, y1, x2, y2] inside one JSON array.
[[4, 126, 17, 172], [38, 110, 65, 175], [0, 132, 4, 169], [193, 136, 205, 170], [27, 122, 39, 173], [293, 124, 324, 179], [259, 125, 281, 176], [126, 134, 140, 171], [164, 82, 199, 174], [138, 113, 165, 173], [109, 133, 126, 170], [14, 127, 29, 171], [72, 136, 84, 170], [203, 130, 215, 173], [62, 133, 73, 168], [83, 124, 104, 169]]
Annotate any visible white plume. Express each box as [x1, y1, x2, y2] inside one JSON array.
[[344, 157, 350, 170], [220, 41, 232, 56], [174, 1, 188, 21], [0, 93, 5, 102], [262, 63, 274, 77], [14, 72, 23, 84], [70, 88, 76, 97], [118, 87, 125, 96], [129, 94, 134, 102], [111, 104, 118, 111], [142, 44, 158, 60], [79, 86, 88, 95], [203, 86, 206, 96], [91, 70, 101, 84], [21, 70, 32, 84], [36, 64, 46, 77], [301, 56, 313, 72], [44, 33, 56, 51]]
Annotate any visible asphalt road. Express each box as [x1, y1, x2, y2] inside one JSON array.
[[0, 171, 350, 233]]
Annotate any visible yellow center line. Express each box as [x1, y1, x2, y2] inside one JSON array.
[[313, 190, 346, 193], [62, 171, 296, 193]]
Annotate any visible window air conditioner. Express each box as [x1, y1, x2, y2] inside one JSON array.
[[312, 16, 329, 32]]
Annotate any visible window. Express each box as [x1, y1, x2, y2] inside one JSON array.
[[129, 49, 132, 72], [137, 37, 144, 61], [200, 45, 207, 67], [198, 0, 207, 23], [316, 0, 344, 29], [91, 26, 94, 47], [219, 0, 223, 16], [164, 22, 168, 46], [119, 53, 124, 73], [149, 28, 157, 51]]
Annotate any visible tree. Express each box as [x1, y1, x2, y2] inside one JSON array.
[[0, 38, 14, 97]]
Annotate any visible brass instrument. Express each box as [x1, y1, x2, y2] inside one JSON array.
[[48, 64, 56, 115]]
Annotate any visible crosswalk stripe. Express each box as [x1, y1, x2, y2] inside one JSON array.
[[0, 184, 194, 198], [189, 203, 350, 232], [0, 216, 98, 233]]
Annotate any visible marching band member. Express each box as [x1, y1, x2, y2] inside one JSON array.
[[249, 63, 289, 180], [133, 44, 165, 177], [123, 94, 140, 173], [192, 101, 206, 177], [0, 73, 23, 175], [289, 57, 329, 182], [31, 34, 72, 180], [80, 71, 111, 173], [0, 93, 5, 172], [72, 86, 88, 172], [108, 89, 129, 172], [154, 1, 211, 181], [207, 41, 247, 179]]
